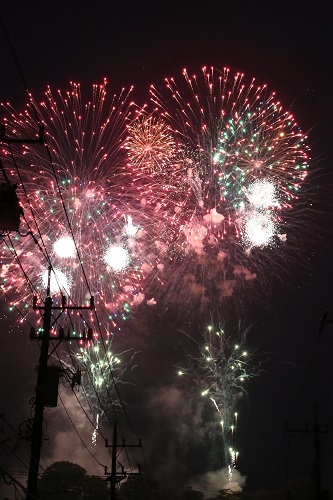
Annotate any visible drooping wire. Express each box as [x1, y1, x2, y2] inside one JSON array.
[[58, 393, 107, 469]]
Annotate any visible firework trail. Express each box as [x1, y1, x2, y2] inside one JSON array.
[[177, 322, 265, 482], [125, 67, 310, 316], [0, 80, 165, 334], [74, 338, 137, 415], [73, 336, 137, 445]]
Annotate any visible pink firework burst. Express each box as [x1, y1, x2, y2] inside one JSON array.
[[124, 67, 311, 315], [0, 80, 162, 332]]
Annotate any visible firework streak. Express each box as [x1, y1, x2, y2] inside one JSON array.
[[124, 66, 310, 314]]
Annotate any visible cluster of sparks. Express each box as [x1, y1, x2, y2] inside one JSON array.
[[0, 80, 163, 335], [177, 323, 265, 476], [0, 69, 310, 322], [131, 67, 309, 248], [0, 67, 310, 472], [123, 66, 309, 311], [74, 339, 137, 415]]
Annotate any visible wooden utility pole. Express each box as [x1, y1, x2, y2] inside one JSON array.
[[26, 266, 95, 500], [285, 404, 328, 500], [105, 421, 142, 500], [26, 293, 52, 500]]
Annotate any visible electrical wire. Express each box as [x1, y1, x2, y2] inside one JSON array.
[[57, 393, 107, 469], [0, 13, 150, 489]]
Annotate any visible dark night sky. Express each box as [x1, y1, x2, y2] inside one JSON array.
[[1, 1, 333, 498]]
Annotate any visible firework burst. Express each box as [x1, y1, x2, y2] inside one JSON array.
[[177, 322, 265, 474], [74, 338, 137, 417], [0, 80, 162, 333], [125, 66, 310, 315], [124, 114, 177, 172]]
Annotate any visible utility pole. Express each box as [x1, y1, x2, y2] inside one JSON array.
[[285, 403, 328, 500], [26, 266, 95, 500], [26, 292, 52, 500], [105, 421, 142, 500]]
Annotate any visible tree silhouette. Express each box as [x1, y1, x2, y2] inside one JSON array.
[[37, 461, 109, 499]]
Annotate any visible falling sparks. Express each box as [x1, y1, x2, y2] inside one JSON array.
[[177, 323, 266, 469]]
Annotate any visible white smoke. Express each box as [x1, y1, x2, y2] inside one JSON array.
[[190, 467, 247, 498]]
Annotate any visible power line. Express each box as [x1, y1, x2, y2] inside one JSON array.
[[0, 15, 148, 500], [285, 403, 329, 500]]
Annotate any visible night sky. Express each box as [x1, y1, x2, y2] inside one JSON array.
[[1, 2, 333, 498]]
